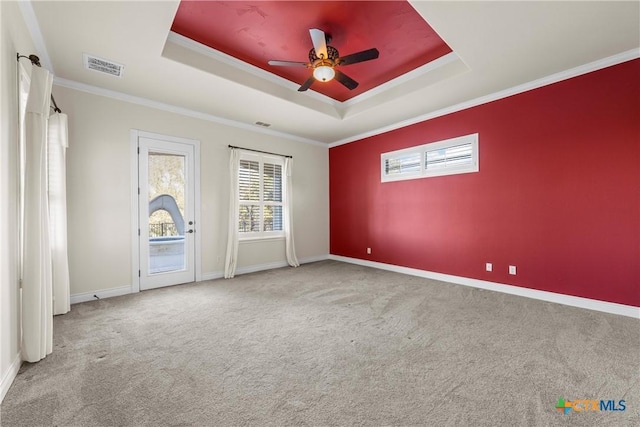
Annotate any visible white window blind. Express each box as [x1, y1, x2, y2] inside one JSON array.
[[425, 143, 473, 170], [381, 133, 479, 182], [238, 155, 284, 238], [384, 151, 421, 176], [238, 159, 260, 233]]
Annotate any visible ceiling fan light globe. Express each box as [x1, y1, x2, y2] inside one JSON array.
[[313, 65, 335, 82]]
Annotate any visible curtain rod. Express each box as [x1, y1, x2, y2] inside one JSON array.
[[228, 145, 292, 158], [16, 53, 62, 113]]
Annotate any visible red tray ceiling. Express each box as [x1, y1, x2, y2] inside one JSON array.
[[171, 1, 452, 102]]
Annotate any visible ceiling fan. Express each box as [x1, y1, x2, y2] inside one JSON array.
[[268, 28, 379, 92]]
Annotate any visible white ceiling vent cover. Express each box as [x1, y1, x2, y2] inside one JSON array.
[[83, 53, 124, 78]]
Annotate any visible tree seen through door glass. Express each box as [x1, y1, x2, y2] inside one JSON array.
[[148, 152, 186, 274], [148, 153, 186, 237]]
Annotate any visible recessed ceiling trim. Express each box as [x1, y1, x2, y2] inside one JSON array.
[[329, 48, 640, 148], [53, 77, 326, 147], [340, 51, 462, 108], [167, 31, 464, 116], [167, 32, 339, 107], [163, 33, 345, 120]]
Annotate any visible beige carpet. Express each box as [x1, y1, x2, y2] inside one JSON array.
[[1, 260, 638, 426]]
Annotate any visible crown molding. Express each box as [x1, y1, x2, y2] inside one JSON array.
[[18, 0, 54, 72], [53, 77, 326, 147], [329, 48, 640, 148], [20, 0, 325, 147], [51, 47, 640, 151], [19, 0, 638, 149]]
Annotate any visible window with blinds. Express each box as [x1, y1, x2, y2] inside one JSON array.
[[384, 151, 421, 177], [238, 159, 260, 233], [425, 143, 473, 170], [238, 154, 284, 238], [381, 133, 479, 182]]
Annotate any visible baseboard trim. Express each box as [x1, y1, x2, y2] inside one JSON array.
[[0, 353, 21, 403], [236, 261, 289, 275], [234, 254, 331, 276], [70, 285, 133, 305], [329, 255, 639, 319], [202, 254, 330, 281], [201, 271, 224, 281], [70, 255, 332, 301], [299, 254, 330, 264]]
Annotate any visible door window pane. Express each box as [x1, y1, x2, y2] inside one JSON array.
[[148, 152, 186, 274]]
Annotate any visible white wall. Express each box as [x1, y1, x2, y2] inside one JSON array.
[[0, 0, 36, 402], [53, 86, 329, 297]]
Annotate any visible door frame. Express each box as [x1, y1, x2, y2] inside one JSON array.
[[130, 129, 202, 293]]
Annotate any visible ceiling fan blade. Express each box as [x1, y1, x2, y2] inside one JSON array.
[[298, 76, 315, 92], [309, 28, 328, 59], [268, 60, 309, 67], [334, 70, 359, 90], [337, 48, 380, 66]]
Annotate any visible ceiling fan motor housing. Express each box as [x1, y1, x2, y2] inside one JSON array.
[[309, 45, 339, 63], [268, 28, 378, 92]]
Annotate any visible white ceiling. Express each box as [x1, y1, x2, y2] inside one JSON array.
[[27, 1, 640, 146]]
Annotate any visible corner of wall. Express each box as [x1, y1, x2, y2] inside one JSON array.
[[0, 353, 21, 403], [1, 0, 34, 408]]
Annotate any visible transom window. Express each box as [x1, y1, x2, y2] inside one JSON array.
[[381, 133, 479, 182], [238, 153, 284, 239]]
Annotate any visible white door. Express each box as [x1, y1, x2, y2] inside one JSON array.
[[138, 136, 196, 290]]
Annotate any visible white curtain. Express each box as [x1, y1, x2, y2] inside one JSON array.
[[48, 113, 70, 315], [224, 149, 241, 278], [22, 66, 53, 363], [284, 157, 299, 267]]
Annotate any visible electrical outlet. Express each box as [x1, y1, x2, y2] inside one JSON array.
[[486, 263, 492, 272], [367, 247, 371, 254], [509, 265, 517, 275]]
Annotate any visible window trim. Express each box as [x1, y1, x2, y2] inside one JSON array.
[[381, 133, 479, 183], [238, 152, 285, 241]]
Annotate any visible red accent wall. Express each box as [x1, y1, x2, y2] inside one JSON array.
[[330, 59, 640, 307]]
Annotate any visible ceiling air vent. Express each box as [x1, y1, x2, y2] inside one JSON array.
[[83, 53, 124, 78]]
